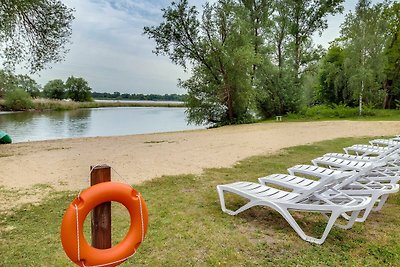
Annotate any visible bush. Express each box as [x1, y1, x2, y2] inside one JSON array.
[[4, 89, 33, 110], [286, 104, 377, 120]]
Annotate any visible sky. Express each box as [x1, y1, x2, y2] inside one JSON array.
[[23, 0, 382, 94]]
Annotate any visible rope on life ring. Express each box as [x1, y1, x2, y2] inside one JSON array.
[[60, 182, 148, 267]]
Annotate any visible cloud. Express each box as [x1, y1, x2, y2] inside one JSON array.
[[29, 0, 189, 94], [21, 0, 384, 94]]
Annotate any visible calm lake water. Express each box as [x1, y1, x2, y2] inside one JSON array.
[[0, 107, 204, 143]]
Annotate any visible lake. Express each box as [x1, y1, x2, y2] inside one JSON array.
[[0, 107, 205, 143]]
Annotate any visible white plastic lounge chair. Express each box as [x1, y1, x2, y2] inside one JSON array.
[[344, 145, 391, 156], [343, 143, 400, 157], [392, 136, 400, 142], [311, 156, 400, 184], [287, 165, 399, 211], [325, 139, 400, 162], [323, 152, 399, 163], [369, 139, 400, 147], [217, 180, 370, 244], [259, 168, 399, 223], [319, 152, 400, 175]]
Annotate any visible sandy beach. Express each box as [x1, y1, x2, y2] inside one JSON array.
[[1, 120, 400, 192]]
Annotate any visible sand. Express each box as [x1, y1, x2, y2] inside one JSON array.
[[1, 120, 400, 192]]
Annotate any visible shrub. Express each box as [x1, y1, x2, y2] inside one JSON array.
[[4, 89, 33, 110], [287, 104, 377, 120]]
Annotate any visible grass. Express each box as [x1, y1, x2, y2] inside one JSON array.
[[1, 137, 400, 266], [0, 98, 184, 111], [284, 105, 400, 121]]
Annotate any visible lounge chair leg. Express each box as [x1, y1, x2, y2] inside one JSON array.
[[372, 194, 389, 211], [279, 208, 340, 245], [341, 193, 389, 222], [216, 186, 256, 216], [335, 210, 360, 229]]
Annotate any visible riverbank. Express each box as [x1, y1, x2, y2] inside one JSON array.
[[0, 98, 184, 111], [2, 120, 400, 192]]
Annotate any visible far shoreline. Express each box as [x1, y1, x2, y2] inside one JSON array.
[[0, 98, 185, 112]]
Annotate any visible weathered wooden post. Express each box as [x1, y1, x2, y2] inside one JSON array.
[[90, 165, 112, 249]]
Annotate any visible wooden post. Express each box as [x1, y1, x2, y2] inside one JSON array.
[[90, 165, 112, 249]]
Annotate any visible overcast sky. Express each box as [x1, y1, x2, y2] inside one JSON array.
[[25, 0, 381, 94]]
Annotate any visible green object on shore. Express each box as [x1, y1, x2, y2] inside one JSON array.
[[0, 130, 12, 144]]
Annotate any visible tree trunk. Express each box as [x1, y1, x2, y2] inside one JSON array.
[[226, 87, 234, 121], [278, 39, 283, 73], [251, 23, 259, 86], [359, 80, 364, 116]]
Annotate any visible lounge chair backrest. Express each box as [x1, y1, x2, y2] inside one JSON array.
[[370, 139, 400, 147], [375, 144, 400, 160], [291, 169, 358, 199], [344, 143, 400, 158]]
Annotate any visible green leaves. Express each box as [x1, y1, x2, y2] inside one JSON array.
[[65, 76, 92, 102], [43, 79, 65, 100], [0, 0, 74, 73], [145, 0, 258, 125]]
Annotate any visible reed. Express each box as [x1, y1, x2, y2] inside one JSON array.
[[0, 98, 185, 111]]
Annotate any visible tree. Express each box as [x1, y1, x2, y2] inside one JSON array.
[[65, 76, 92, 102], [13, 74, 41, 98], [382, 2, 400, 109], [318, 45, 351, 105], [0, 70, 16, 97], [240, 0, 273, 85], [340, 0, 388, 114], [145, 0, 257, 125], [145, 0, 350, 123], [283, 0, 344, 81], [43, 79, 65, 100], [0, 0, 74, 72]]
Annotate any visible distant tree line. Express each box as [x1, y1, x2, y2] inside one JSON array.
[[0, 70, 185, 111], [92, 92, 186, 101], [145, 0, 400, 125], [0, 70, 92, 109]]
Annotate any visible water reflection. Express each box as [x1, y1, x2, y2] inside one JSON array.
[[0, 107, 204, 143]]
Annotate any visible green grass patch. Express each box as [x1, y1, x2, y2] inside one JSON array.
[[1, 136, 400, 266], [284, 105, 400, 121]]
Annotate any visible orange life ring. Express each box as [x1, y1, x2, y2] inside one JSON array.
[[60, 182, 148, 267]]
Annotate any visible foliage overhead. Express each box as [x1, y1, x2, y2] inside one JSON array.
[[0, 0, 75, 73]]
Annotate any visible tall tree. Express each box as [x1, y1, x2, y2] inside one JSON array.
[[0, 0, 74, 72], [240, 0, 273, 85], [318, 45, 351, 105], [256, 0, 343, 117], [340, 0, 388, 114], [283, 0, 344, 81], [383, 2, 400, 109], [145, 0, 257, 125]]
